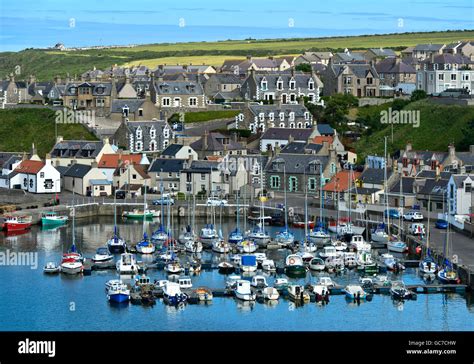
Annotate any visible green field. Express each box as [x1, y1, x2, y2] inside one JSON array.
[[353, 101, 474, 160], [171, 110, 240, 123], [0, 108, 98, 157], [1, 30, 472, 81]]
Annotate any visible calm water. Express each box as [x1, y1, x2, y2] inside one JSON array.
[[0, 216, 473, 331]]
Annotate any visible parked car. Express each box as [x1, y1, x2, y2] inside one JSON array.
[[403, 211, 424, 221], [384, 208, 400, 219], [152, 196, 175, 205], [408, 223, 426, 236], [206, 197, 228, 206], [435, 219, 448, 229], [115, 190, 126, 199]]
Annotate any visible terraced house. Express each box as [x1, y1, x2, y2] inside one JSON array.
[[241, 70, 323, 105], [151, 79, 206, 109], [63, 81, 114, 110], [323, 62, 380, 97]]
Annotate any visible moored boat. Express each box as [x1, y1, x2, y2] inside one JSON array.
[[234, 280, 256, 301], [43, 261, 61, 274], [284, 254, 306, 277], [3, 215, 32, 232], [41, 212, 68, 227]]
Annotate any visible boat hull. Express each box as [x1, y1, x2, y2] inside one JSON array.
[[108, 293, 130, 303], [4, 222, 31, 231], [285, 265, 306, 277]]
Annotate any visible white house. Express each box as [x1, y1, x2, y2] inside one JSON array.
[[448, 174, 473, 216], [10, 157, 61, 193], [160, 144, 198, 160]]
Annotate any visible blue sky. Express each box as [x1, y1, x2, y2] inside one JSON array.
[[0, 0, 473, 50]]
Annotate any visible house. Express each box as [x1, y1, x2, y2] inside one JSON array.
[[412, 44, 446, 61], [49, 137, 116, 167], [443, 41, 474, 58], [0, 153, 23, 188], [447, 174, 473, 216], [416, 54, 474, 94], [0, 74, 29, 104], [63, 162, 111, 196], [323, 63, 380, 97], [415, 170, 451, 213], [239, 102, 315, 134], [364, 48, 396, 62], [350, 167, 392, 204], [62, 81, 115, 110], [113, 163, 150, 195], [323, 170, 361, 201], [203, 73, 243, 102], [241, 70, 323, 105], [109, 98, 161, 122], [387, 176, 417, 208], [259, 127, 316, 152], [148, 158, 188, 193], [151, 79, 206, 109], [190, 131, 247, 159], [113, 119, 172, 154], [294, 52, 333, 66], [9, 155, 61, 194], [220, 56, 291, 76], [179, 160, 225, 196], [397, 143, 447, 177], [332, 50, 367, 64], [97, 153, 144, 182], [160, 144, 198, 160], [375, 58, 417, 95]]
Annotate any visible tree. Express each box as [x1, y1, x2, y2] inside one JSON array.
[[410, 89, 427, 102], [295, 63, 312, 73]]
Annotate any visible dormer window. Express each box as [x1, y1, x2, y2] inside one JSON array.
[[122, 105, 129, 117], [259, 112, 265, 122], [136, 126, 142, 140], [289, 112, 295, 121], [279, 112, 284, 121], [150, 127, 156, 139], [261, 77, 268, 91], [304, 112, 310, 120], [277, 78, 283, 91], [269, 112, 274, 121], [289, 78, 296, 90]]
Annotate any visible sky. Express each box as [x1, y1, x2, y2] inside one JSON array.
[[0, 0, 473, 51]]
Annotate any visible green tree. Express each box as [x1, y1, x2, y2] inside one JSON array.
[[295, 63, 312, 73], [410, 90, 427, 102]]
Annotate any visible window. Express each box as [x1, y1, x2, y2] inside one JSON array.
[[259, 113, 265, 122], [308, 178, 317, 190], [304, 112, 310, 120], [40, 172, 44, 178], [168, 172, 173, 178], [279, 112, 284, 121], [462, 73, 470, 81], [138, 109, 143, 117], [132, 174, 137, 180], [135, 141, 142, 152], [270, 176, 280, 189], [308, 80, 314, 90], [201, 173, 206, 181], [136, 127, 142, 139], [277, 80, 283, 90], [269, 112, 274, 121], [162, 98, 171, 107], [451, 74, 457, 81], [466, 183, 472, 193], [367, 77, 373, 85], [261, 78, 268, 90], [99, 185, 105, 191], [149, 140, 157, 151], [289, 79, 296, 90], [96, 99, 105, 107], [289, 112, 295, 121], [438, 74, 444, 81], [189, 97, 198, 107]]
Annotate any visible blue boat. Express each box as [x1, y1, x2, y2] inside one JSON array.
[[228, 228, 244, 244], [107, 284, 130, 303], [107, 227, 126, 254], [152, 224, 168, 242], [275, 229, 295, 246]]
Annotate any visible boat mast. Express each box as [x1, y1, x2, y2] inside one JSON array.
[[72, 189, 76, 249], [260, 155, 265, 235], [142, 179, 147, 238], [319, 162, 323, 227], [283, 163, 288, 232], [304, 171, 308, 242], [399, 175, 402, 236], [384, 136, 389, 233]]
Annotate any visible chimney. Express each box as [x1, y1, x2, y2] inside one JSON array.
[[406, 142, 412, 152], [288, 134, 294, 144], [54, 75, 62, 85], [448, 143, 455, 158], [246, 55, 252, 62], [28, 75, 36, 85], [203, 130, 208, 150], [103, 137, 110, 145], [56, 135, 64, 143], [45, 153, 52, 165], [470, 145, 474, 155]]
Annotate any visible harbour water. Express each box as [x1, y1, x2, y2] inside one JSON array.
[[0, 216, 473, 331]]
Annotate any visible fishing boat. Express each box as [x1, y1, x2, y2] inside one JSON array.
[[178, 276, 193, 289], [225, 275, 241, 290], [319, 246, 339, 260], [261, 259, 276, 272], [116, 253, 139, 275], [349, 235, 371, 252], [387, 238, 408, 253], [122, 209, 154, 219], [292, 218, 315, 229], [105, 279, 123, 291], [3, 215, 32, 232], [237, 239, 258, 253], [331, 240, 348, 251], [251, 275, 268, 288], [262, 287, 280, 301], [284, 254, 306, 277], [194, 287, 213, 302], [344, 285, 367, 300], [234, 280, 256, 301], [343, 252, 358, 268], [107, 283, 130, 303], [356, 252, 378, 274], [371, 223, 389, 243], [287, 285, 310, 302], [383, 253, 405, 271], [163, 282, 188, 305], [240, 254, 258, 273], [309, 257, 326, 271], [390, 281, 414, 300], [43, 262, 60, 274], [91, 247, 114, 264], [218, 261, 235, 274], [274, 278, 289, 290], [41, 211, 68, 227]]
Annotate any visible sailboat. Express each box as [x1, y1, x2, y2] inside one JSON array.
[[107, 191, 127, 254], [179, 195, 198, 247], [61, 192, 84, 275], [437, 202, 460, 284], [135, 181, 156, 254], [247, 158, 270, 246], [309, 162, 330, 245], [275, 163, 295, 246], [419, 194, 438, 275], [151, 175, 168, 245], [228, 191, 244, 244], [212, 206, 230, 253], [387, 168, 407, 253]]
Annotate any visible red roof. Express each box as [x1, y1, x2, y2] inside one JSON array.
[[323, 170, 361, 193], [14, 160, 44, 174], [312, 136, 334, 145], [98, 154, 142, 168]]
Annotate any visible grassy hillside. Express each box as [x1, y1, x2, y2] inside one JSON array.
[[353, 101, 474, 160], [0, 108, 98, 157], [170, 110, 240, 123], [1, 30, 472, 80]]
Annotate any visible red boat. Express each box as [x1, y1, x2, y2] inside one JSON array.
[[3, 215, 33, 232], [292, 221, 315, 229]]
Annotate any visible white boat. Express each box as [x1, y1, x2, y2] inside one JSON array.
[[274, 278, 289, 290], [212, 239, 230, 254], [136, 238, 156, 254], [178, 276, 193, 289], [356, 252, 375, 267], [261, 259, 276, 272], [200, 224, 218, 242], [390, 281, 414, 300], [185, 240, 203, 253], [194, 287, 213, 302], [107, 283, 130, 303], [325, 256, 345, 272], [234, 280, 256, 301], [371, 223, 389, 243], [284, 254, 307, 276], [163, 282, 188, 305], [237, 239, 258, 253], [91, 247, 114, 264], [240, 255, 258, 273], [105, 279, 123, 291], [343, 252, 358, 268], [350, 235, 372, 252], [60, 258, 83, 275], [331, 240, 348, 252], [387, 239, 408, 253], [274, 229, 295, 246], [309, 257, 326, 271], [151, 225, 168, 243], [116, 253, 139, 275], [254, 252, 267, 264], [228, 228, 244, 244], [225, 275, 241, 290], [296, 251, 314, 263], [262, 287, 280, 300], [308, 227, 331, 245], [287, 285, 310, 302], [328, 221, 365, 236], [178, 226, 197, 245], [419, 257, 437, 275], [251, 275, 268, 288], [383, 254, 405, 271], [246, 226, 271, 246], [43, 261, 60, 274], [312, 284, 330, 296], [302, 240, 317, 253], [319, 246, 338, 260], [165, 261, 184, 274], [107, 235, 127, 254], [316, 276, 336, 288], [344, 285, 367, 300]]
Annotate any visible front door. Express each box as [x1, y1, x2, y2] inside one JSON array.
[[173, 98, 180, 107], [289, 176, 298, 192]]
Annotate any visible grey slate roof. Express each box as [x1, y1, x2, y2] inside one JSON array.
[[153, 81, 203, 95], [416, 170, 452, 180], [251, 71, 323, 90], [334, 52, 367, 63], [64, 82, 113, 96], [389, 177, 416, 194], [266, 154, 329, 174], [413, 44, 445, 52], [110, 99, 145, 113], [51, 141, 104, 159], [148, 158, 186, 173], [64, 164, 91, 178], [161, 144, 185, 157], [368, 48, 396, 57], [190, 132, 244, 152], [418, 178, 449, 196], [376, 58, 416, 74], [330, 63, 379, 78], [280, 142, 307, 154], [55, 165, 69, 176], [317, 124, 335, 135], [456, 152, 474, 167], [359, 168, 392, 185], [184, 160, 220, 173], [451, 174, 474, 187], [261, 128, 313, 141]]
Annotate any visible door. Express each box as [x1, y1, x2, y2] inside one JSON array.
[[289, 176, 298, 192], [173, 98, 180, 107]]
